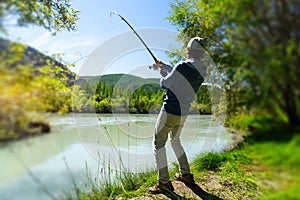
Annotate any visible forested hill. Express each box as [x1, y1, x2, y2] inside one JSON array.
[[77, 74, 161, 92]]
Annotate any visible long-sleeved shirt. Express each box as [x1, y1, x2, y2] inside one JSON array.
[[160, 59, 206, 116]]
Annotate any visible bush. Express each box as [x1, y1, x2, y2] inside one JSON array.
[[0, 63, 75, 141], [194, 152, 227, 171], [194, 151, 251, 172]]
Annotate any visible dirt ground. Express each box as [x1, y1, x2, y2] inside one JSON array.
[[117, 172, 236, 200]]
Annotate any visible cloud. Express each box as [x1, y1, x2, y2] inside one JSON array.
[[48, 35, 97, 54], [31, 32, 52, 48]]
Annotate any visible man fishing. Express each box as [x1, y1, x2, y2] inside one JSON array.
[[148, 37, 207, 194]]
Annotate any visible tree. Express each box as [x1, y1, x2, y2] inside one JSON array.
[[168, 0, 300, 127], [0, 0, 79, 34]]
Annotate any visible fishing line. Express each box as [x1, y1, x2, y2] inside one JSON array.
[[109, 13, 116, 28], [97, 116, 126, 170]]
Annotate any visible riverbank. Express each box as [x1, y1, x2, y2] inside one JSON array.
[[69, 131, 300, 199], [0, 120, 51, 142]]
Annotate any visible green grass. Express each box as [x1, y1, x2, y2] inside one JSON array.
[[248, 135, 300, 199], [67, 164, 157, 200], [188, 134, 300, 199], [64, 132, 300, 199]]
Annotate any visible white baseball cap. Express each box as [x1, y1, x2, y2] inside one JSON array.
[[187, 37, 205, 49]]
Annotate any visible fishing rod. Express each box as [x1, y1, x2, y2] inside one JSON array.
[[110, 11, 160, 67]]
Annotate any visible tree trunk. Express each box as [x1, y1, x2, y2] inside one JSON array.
[[284, 85, 300, 126], [286, 99, 300, 126]]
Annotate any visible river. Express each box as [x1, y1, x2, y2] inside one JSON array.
[[0, 113, 234, 200]]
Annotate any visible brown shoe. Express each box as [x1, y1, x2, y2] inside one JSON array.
[[148, 181, 174, 194], [174, 173, 195, 186]]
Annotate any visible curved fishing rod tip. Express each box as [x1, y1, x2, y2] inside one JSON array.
[[110, 11, 115, 17], [110, 11, 119, 17]]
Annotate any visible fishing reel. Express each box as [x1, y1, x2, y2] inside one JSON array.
[[148, 64, 160, 71], [149, 63, 173, 72]]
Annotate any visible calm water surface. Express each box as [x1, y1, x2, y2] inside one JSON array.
[[0, 113, 234, 200]]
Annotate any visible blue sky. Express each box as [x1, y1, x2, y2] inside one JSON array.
[[4, 0, 183, 77]]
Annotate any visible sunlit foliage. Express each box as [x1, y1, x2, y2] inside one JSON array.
[[0, 0, 79, 34]]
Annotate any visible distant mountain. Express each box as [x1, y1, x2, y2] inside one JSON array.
[[0, 37, 76, 81]]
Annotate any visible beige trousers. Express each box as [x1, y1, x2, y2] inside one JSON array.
[[153, 110, 190, 183]]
